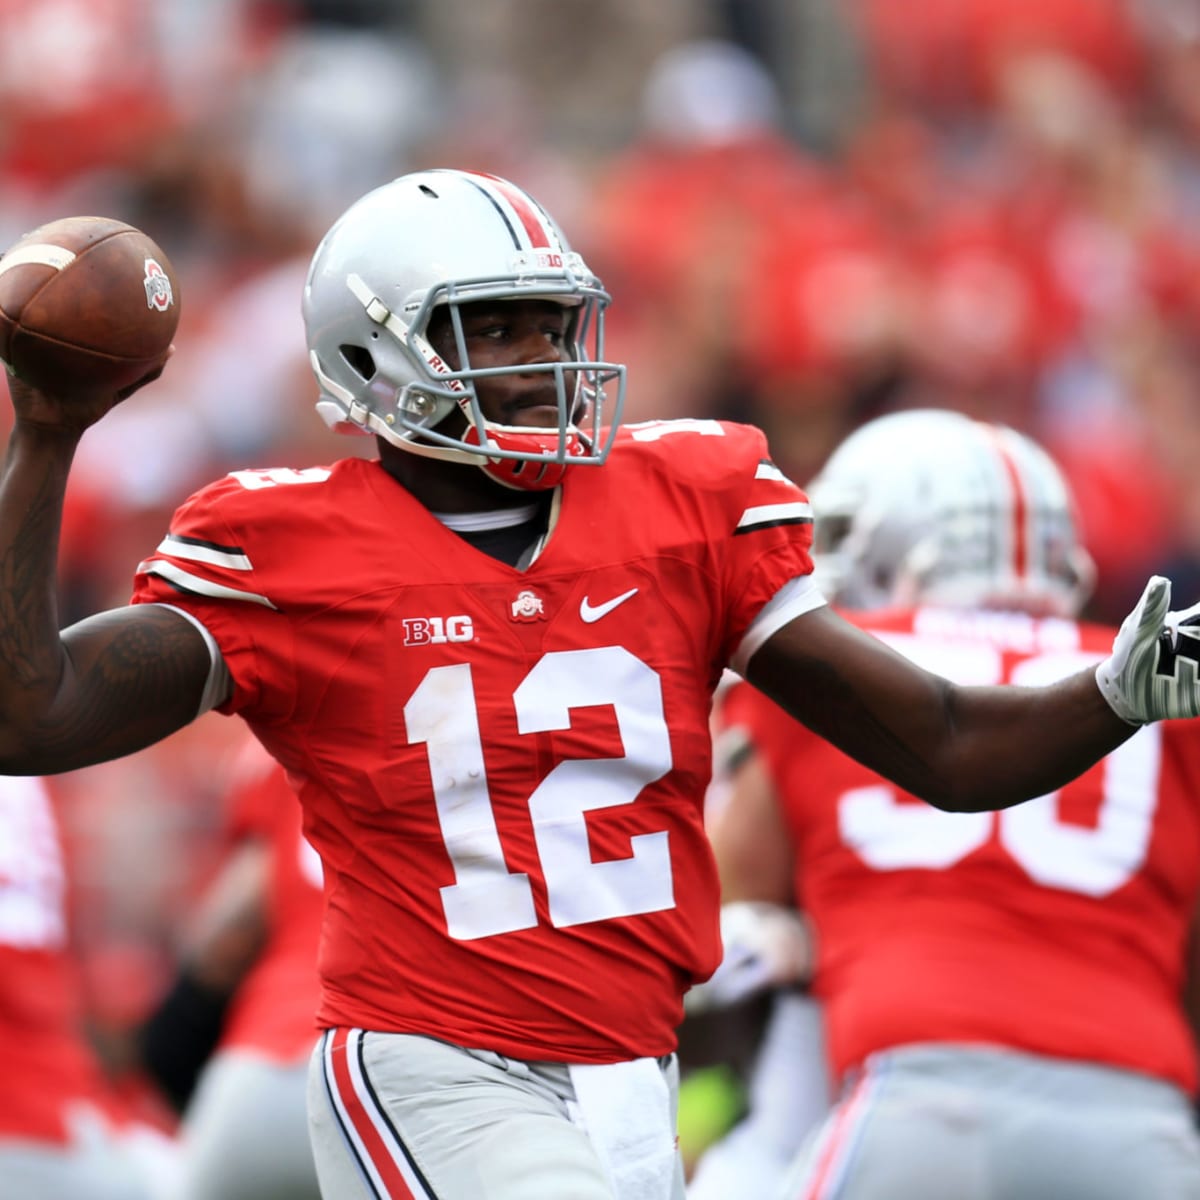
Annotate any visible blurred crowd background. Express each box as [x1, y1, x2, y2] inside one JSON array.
[[5, 0, 1200, 1143]]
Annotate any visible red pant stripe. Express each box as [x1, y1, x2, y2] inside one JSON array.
[[793, 1072, 876, 1200], [324, 1028, 430, 1199]]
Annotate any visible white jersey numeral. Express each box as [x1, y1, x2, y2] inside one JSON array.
[[229, 467, 332, 490], [839, 641, 1160, 897], [405, 648, 675, 940], [0, 778, 67, 949], [298, 833, 324, 890], [627, 419, 725, 441]]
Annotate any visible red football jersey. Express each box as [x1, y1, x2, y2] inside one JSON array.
[[721, 606, 1200, 1093], [218, 745, 323, 1061], [0, 776, 115, 1141], [131, 420, 817, 1062]]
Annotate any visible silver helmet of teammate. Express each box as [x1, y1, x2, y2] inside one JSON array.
[[807, 409, 1096, 617]]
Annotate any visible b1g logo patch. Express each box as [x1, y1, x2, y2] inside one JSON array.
[[403, 615, 474, 646], [143, 258, 174, 311]]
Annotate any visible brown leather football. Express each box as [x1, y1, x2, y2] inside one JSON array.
[[0, 215, 180, 394]]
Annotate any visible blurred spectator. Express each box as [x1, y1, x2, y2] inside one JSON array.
[[234, 25, 441, 236], [588, 39, 831, 425], [728, 177, 906, 484], [410, 68, 590, 243], [846, 0, 1145, 117], [0, 0, 286, 222], [417, 0, 709, 149], [0, 774, 177, 1199], [984, 48, 1200, 620]]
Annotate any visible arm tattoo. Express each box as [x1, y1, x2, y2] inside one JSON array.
[[25, 606, 210, 771]]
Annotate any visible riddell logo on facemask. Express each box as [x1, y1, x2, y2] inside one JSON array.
[[402, 616, 475, 646]]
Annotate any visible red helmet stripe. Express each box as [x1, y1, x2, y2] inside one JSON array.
[[981, 425, 1028, 580], [469, 171, 555, 249]]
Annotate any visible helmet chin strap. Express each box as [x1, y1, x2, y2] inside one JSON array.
[[462, 421, 590, 490], [368, 408, 590, 491]]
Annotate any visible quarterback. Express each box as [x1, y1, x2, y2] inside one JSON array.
[[1, 170, 1199, 1200]]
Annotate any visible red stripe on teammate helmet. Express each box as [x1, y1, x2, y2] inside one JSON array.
[[982, 425, 1028, 581]]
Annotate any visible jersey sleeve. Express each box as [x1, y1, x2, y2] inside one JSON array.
[[129, 475, 298, 723], [710, 424, 821, 668]]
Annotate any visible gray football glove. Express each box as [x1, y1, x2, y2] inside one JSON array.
[[1096, 576, 1200, 724], [683, 902, 813, 1015]]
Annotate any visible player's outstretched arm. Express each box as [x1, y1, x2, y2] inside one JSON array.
[[746, 603, 1138, 814], [708, 749, 794, 907], [685, 749, 811, 1014], [0, 372, 212, 774]]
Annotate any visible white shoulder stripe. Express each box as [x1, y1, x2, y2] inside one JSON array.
[[158, 535, 252, 571], [737, 501, 813, 529], [754, 461, 791, 483], [141, 560, 277, 609]]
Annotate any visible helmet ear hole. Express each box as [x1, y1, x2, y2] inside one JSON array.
[[339, 344, 376, 381]]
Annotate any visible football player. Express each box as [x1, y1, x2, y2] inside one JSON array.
[[136, 739, 322, 1200], [707, 409, 1200, 1199], [0, 169, 1199, 1200], [0, 774, 169, 1199]]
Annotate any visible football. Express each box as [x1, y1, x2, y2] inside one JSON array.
[[0, 216, 180, 395]]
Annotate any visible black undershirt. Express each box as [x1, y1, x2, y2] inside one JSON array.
[[447, 495, 553, 568]]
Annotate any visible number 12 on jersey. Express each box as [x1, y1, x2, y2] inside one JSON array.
[[404, 647, 677, 940]]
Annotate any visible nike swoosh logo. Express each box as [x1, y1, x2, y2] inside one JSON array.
[[580, 587, 639, 623]]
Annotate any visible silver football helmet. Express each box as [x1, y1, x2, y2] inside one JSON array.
[[302, 168, 626, 490], [808, 409, 1095, 616]]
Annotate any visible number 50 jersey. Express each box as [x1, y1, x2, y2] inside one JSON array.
[[722, 605, 1200, 1094], [132, 420, 820, 1063]]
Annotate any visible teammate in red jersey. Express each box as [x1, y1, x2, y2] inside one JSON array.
[[707, 409, 1200, 1199], [0, 774, 168, 1199], [136, 739, 322, 1200], [1, 170, 1200, 1200]]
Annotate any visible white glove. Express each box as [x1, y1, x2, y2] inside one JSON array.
[[684, 902, 813, 1015], [1095, 576, 1200, 724]]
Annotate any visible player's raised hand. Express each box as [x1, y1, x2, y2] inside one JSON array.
[[1096, 576, 1200, 723], [5, 354, 170, 437], [0, 214, 179, 436]]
